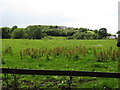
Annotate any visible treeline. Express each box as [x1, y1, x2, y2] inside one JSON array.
[[0, 25, 112, 39]]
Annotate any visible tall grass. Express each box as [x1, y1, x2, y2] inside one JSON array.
[[19, 44, 118, 62]]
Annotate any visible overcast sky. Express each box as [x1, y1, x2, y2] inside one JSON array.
[[0, 0, 119, 34]]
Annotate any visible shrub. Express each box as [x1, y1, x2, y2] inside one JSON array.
[[4, 46, 13, 55], [11, 28, 24, 39], [67, 32, 99, 39]]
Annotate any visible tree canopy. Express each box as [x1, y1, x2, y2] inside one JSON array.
[[0, 25, 110, 39]]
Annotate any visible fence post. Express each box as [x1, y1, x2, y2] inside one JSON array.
[[13, 68, 18, 89], [68, 71, 72, 89]]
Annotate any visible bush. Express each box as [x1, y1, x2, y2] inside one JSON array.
[[67, 32, 99, 39], [11, 28, 24, 39], [24, 25, 47, 39], [1, 27, 11, 38]]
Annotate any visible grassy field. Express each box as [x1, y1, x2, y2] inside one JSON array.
[[1, 38, 119, 88]]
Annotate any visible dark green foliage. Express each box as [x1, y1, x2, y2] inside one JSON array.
[[24, 25, 47, 39], [67, 28, 108, 40], [117, 41, 120, 47], [107, 33, 112, 36], [94, 29, 99, 34], [11, 28, 24, 39], [79, 27, 88, 32], [0, 25, 110, 39], [10, 25, 18, 34], [117, 31, 120, 45], [98, 28, 107, 39], [67, 32, 99, 39], [44, 29, 68, 36], [1, 27, 11, 38], [66, 30, 77, 36]]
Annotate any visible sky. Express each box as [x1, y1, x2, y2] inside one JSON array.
[[0, 0, 119, 34]]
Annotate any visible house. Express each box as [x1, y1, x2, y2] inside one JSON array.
[[67, 27, 74, 29], [107, 35, 117, 39], [57, 26, 67, 29]]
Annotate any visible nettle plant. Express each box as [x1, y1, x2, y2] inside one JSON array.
[[19, 45, 119, 62], [3, 46, 13, 55], [94, 48, 119, 62]]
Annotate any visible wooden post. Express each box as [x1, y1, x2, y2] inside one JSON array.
[[68, 71, 73, 89], [13, 68, 18, 89]]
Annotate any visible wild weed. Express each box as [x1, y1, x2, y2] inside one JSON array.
[[4, 46, 13, 55], [19, 45, 118, 62]]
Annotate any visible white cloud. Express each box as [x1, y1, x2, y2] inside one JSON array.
[[1, 0, 119, 34]]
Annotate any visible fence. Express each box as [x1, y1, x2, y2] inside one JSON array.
[[0, 68, 120, 89]]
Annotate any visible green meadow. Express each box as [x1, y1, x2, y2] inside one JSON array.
[[1, 38, 119, 88]]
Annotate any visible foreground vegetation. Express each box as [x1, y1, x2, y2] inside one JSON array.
[[1, 38, 119, 89]]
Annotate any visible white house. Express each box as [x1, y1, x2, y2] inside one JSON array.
[[107, 35, 117, 39], [57, 26, 67, 29]]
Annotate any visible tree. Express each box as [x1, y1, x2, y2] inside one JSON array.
[[11, 28, 24, 39], [1, 27, 11, 38], [116, 31, 120, 34], [117, 31, 120, 42], [10, 25, 18, 34], [98, 28, 107, 39], [67, 31, 76, 36], [67, 32, 99, 39], [24, 25, 47, 39], [79, 28, 88, 32], [107, 33, 112, 36], [94, 29, 99, 34]]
